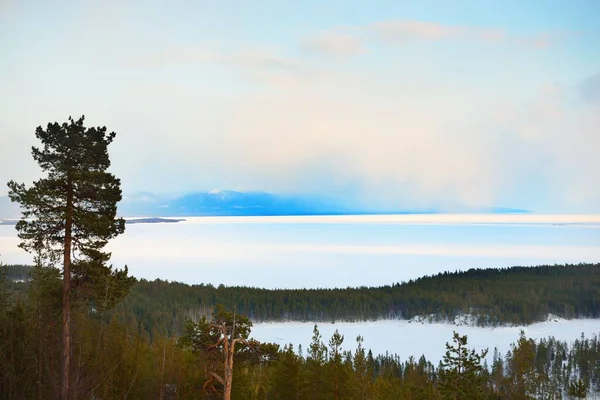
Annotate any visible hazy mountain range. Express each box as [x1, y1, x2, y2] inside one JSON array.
[[0, 190, 529, 219]]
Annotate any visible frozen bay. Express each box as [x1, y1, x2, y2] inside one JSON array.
[[1, 214, 599, 288], [251, 318, 600, 364]]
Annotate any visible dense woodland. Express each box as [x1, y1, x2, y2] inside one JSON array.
[[124, 262, 600, 335], [2, 263, 600, 399], [5, 263, 600, 338]]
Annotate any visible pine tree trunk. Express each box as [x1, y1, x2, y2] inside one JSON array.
[[334, 373, 339, 400], [223, 364, 232, 400], [223, 338, 234, 400], [61, 181, 73, 400], [38, 303, 43, 400], [158, 341, 166, 400], [223, 349, 233, 400]]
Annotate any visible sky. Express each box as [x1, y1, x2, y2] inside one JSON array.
[[1, 0, 599, 213]]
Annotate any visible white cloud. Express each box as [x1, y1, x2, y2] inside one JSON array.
[[371, 20, 466, 41], [302, 32, 365, 56], [580, 73, 600, 104], [515, 34, 553, 49], [0, 3, 596, 212], [493, 83, 600, 210], [221, 74, 503, 208], [369, 19, 561, 49]]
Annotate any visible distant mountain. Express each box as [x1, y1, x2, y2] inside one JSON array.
[[0, 190, 531, 218], [117, 190, 357, 217]]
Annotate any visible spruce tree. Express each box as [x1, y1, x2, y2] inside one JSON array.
[[7, 116, 131, 400]]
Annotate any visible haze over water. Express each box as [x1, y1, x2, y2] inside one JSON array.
[[2, 214, 599, 288]]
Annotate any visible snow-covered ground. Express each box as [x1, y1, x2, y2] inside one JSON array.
[[251, 318, 600, 365]]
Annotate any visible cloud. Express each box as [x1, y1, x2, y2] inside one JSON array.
[[209, 69, 600, 212], [140, 46, 301, 71], [369, 20, 509, 43], [302, 32, 365, 56], [580, 73, 600, 104], [491, 81, 600, 210], [515, 33, 553, 49], [0, 3, 595, 212], [369, 19, 562, 49], [371, 20, 466, 41], [221, 75, 502, 209]]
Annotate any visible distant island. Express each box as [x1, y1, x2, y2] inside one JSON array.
[[125, 217, 185, 224], [1, 217, 186, 225]]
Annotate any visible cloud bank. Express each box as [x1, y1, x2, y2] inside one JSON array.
[[0, 3, 598, 213]]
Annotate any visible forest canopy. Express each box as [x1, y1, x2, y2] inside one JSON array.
[[5, 263, 600, 337]]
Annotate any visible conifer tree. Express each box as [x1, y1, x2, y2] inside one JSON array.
[[7, 116, 132, 400], [328, 329, 344, 400], [305, 324, 328, 400], [308, 324, 327, 364], [507, 330, 538, 399], [353, 335, 371, 399], [568, 378, 588, 399], [439, 331, 488, 400], [180, 305, 253, 400], [270, 344, 302, 400]]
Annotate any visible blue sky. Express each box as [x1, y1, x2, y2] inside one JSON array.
[[1, 0, 599, 212]]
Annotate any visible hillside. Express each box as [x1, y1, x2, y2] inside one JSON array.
[[5, 263, 599, 336]]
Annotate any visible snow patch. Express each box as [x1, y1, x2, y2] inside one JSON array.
[[546, 313, 565, 323], [408, 312, 480, 326]]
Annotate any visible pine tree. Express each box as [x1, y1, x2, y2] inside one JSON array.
[[0, 261, 7, 317], [353, 335, 371, 399], [308, 324, 327, 364], [507, 330, 538, 399], [179, 305, 253, 400], [7, 116, 131, 400], [270, 344, 301, 400], [328, 329, 344, 400], [438, 331, 488, 400], [304, 324, 328, 400], [568, 378, 588, 399]]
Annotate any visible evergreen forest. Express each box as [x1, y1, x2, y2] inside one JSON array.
[[9, 262, 598, 338], [2, 262, 600, 399]]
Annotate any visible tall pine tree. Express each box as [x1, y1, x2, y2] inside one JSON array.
[[7, 116, 132, 400]]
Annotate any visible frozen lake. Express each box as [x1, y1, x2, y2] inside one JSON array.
[[2, 214, 599, 360], [1, 214, 599, 288], [251, 318, 600, 364]]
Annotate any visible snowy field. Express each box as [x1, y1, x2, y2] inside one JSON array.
[[251, 318, 600, 365]]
